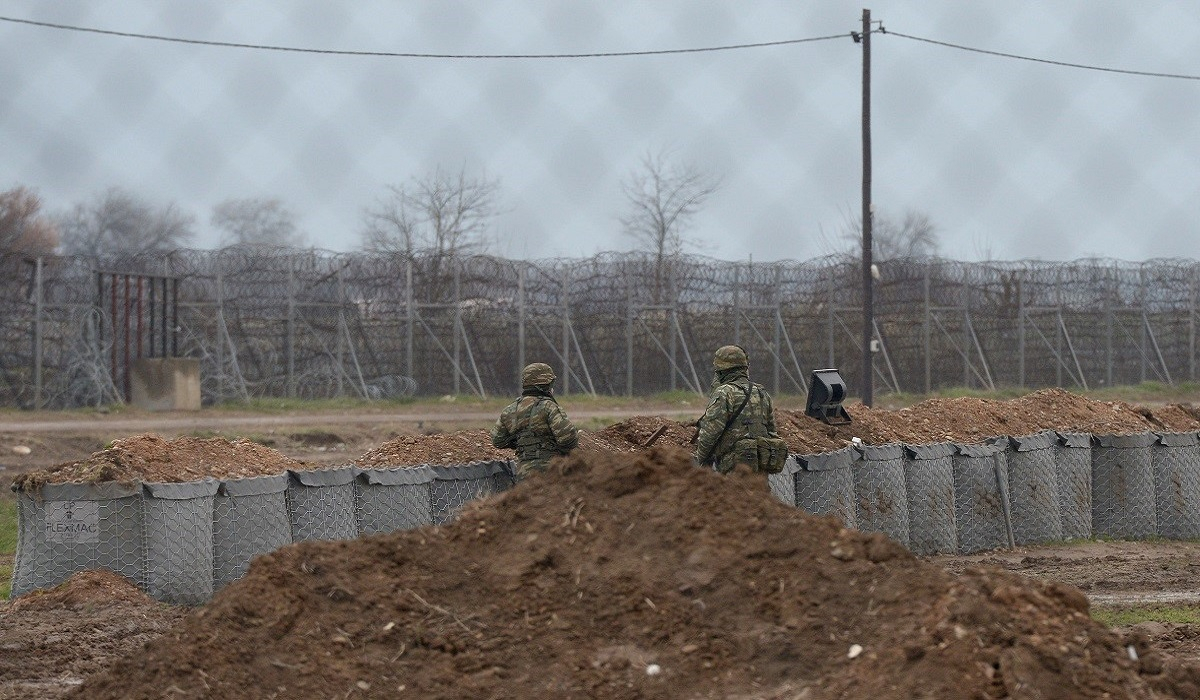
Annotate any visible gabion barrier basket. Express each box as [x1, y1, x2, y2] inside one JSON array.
[[287, 467, 358, 542], [953, 441, 1014, 554], [1056, 432, 1093, 540], [792, 446, 857, 529], [853, 444, 909, 545], [430, 461, 508, 525], [355, 466, 435, 535], [11, 481, 145, 599], [1006, 432, 1063, 545], [767, 457, 798, 506], [1153, 432, 1200, 540], [213, 473, 292, 591], [143, 480, 219, 605], [491, 461, 518, 494], [903, 443, 958, 555], [1092, 433, 1157, 540]]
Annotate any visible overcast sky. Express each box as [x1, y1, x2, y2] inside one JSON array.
[[2, 1, 1198, 261]]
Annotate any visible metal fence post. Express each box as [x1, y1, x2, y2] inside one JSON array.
[[405, 258, 413, 382], [923, 263, 931, 394], [517, 264, 525, 392], [1017, 276, 1025, 389], [561, 265, 571, 396], [286, 256, 296, 399], [773, 266, 782, 395], [625, 272, 634, 397], [33, 256, 43, 409], [453, 263, 461, 396]]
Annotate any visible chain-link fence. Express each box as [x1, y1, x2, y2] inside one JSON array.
[[8, 252, 1200, 407]]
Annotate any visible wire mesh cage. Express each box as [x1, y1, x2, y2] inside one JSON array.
[[142, 480, 219, 605], [1152, 432, 1200, 541], [286, 467, 358, 542], [1056, 432, 1093, 540], [792, 446, 858, 529], [903, 443, 957, 555], [355, 466, 435, 535], [11, 481, 145, 599], [852, 443, 909, 545], [1091, 433, 1157, 540], [1005, 432, 1063, 545], [213, 473, 292, 591], [953, 441, 1013, 555]]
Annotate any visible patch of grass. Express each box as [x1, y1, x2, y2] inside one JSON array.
[[1092, 604, 1200, 627], [0, 494, 16, 600]]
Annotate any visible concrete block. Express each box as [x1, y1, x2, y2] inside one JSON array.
[[130, 358, 201, 411]]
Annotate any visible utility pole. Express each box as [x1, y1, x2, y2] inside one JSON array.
[[859, 8, 875, 406]]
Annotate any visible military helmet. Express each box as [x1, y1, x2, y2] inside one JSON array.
[[713, 345, 748, 370], [521, 362, 557, 386]]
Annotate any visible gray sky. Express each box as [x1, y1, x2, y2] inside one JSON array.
[[2, 1, 1198, 261]]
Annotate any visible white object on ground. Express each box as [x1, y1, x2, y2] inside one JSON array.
[[646, 664, 662, 676], [848, 644, 864, 659]]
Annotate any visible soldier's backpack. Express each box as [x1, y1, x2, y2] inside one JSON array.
[[754, 435, 789, 474]]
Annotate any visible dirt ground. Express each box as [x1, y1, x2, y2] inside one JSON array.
[[3, 393, 1200, 698]]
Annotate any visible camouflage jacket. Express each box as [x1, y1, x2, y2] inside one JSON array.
[[491, 389, 578, 476], [694, 370, 779, 474]]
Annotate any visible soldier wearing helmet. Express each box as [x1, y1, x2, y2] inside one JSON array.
[[694, 345, 783, 473], [492, 362, 579, 478]]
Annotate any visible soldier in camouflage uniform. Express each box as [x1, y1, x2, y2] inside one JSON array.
[[492, 363, 579, 478], [694, 345, 781, 473]]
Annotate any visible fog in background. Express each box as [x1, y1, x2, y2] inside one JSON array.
[[2, 1, 1198, 261]]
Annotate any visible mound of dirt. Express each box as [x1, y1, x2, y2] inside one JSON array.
[[0, 571, 184, 699], [73, 447, 1194, 699], [793, 388, 1158, 446], [1136, 404, 1200, 433], [12, 434, 307, 490], [5, 570, 154, 612], [353, 429, 509, 468]]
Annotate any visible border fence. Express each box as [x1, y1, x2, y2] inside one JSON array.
[[3, 248, 1199, 408]]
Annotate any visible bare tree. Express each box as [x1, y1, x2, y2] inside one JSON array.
[[837, 207, 939, 261], [0, 186, 59, 255], [361, 166, 499, 257], [57, 187, 196, 256], [212, 197, 304, 248], [620, 150, 720, 300]]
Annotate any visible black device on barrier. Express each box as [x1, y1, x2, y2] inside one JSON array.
[[805, 368, 852, 425]]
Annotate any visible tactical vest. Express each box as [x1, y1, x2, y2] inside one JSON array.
[[510, 396, 560, 464]]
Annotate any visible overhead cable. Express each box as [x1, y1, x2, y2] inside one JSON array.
[[886, 29, 1200, 81], [0, 15, 849, 59]]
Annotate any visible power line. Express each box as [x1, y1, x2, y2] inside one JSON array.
[[886, 29, 1200, 81], [0, 14, 850, 59]]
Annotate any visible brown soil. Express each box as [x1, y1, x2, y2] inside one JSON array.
[[11, 434, 307, 490], [16, 390, 1191, 489], [73, 447, 1197, 699], [353, 428, 510, 467], [0, 570, 184, 699], [826, 388, 1161, 445]]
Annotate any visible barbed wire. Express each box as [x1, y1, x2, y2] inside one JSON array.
[[4, 250, 1200, 407]]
